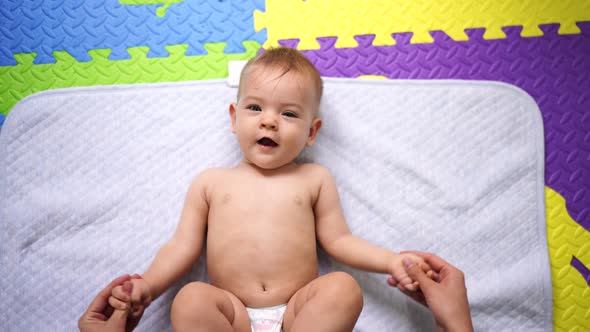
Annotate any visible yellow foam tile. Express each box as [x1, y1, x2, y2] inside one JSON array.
[[546, 187, 590, 331], [254, 0, 590, 49]]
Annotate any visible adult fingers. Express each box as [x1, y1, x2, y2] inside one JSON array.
[[401, 251, 449, 272], [400, 288, 427, 307], [430, 271, 441, 282], [85, 275, 131, 314], [128, 305, 146, 331], [403, 258, 436, 289], [107, 306, 130, 330]]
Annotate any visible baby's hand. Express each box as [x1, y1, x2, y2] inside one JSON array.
[[387, 253, 434, 292], [109, 274, 152, 319]]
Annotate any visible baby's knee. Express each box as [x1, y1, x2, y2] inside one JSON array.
[[171, 282, 212, 319], [325, 272, 363, 309], [174, 282, 210, 302]]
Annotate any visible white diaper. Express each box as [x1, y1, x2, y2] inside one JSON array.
[[246, 304, 287, 332]]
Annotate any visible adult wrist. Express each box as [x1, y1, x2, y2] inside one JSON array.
[[439, 316, 474, 332]]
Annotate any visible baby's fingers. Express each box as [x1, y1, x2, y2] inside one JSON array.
[[111, 284, 131, 302], [108, 295, 130, 311], [421, 266, 440, 281], [396, 281, 416, 292], [387, 277, 410, 290], [399, 276, 418, 292], [420, 263, 440, 281], [387, 277, 397, 287]]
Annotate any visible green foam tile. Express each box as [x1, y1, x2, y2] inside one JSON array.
[[0, 41, 261, 116]]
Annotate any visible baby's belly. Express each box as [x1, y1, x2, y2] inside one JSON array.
[[206, 227, 319, 307]]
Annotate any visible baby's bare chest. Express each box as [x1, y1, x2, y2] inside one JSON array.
[[204, 167, 324, 232], [213, 185, 311, 218], [206, 188, 316, 274]]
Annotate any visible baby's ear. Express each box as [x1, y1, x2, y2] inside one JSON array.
[[229, 103, 237, 133], [306, 117, 322, 147]]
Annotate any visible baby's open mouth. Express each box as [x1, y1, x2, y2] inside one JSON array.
[[257, 137, 278, 147]]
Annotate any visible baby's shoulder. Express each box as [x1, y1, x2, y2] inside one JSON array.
[[186, 168, 235, 199], [188, 167, 231, 188], [198, 167, 230, 177], [296, 163, 334, 182], [194, 167, 233, 182]]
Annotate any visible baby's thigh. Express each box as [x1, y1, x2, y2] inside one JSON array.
[[171, 282, 250, 332], [283, 272, 363, 330]]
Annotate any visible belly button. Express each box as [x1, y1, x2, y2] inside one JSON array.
[[261, 283, 267, 292]]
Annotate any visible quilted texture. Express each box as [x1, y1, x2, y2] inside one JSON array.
[[0, 79, 551, 331]]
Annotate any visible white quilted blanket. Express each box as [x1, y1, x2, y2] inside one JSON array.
[[0, 79, 552, 331]]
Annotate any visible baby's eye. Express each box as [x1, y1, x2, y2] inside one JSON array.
[[283, 111, 298, 118], [247, 104, 262, 112]]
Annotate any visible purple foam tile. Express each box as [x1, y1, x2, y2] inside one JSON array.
[[571, 255, 590, 287], [296, 22, 590, 233]]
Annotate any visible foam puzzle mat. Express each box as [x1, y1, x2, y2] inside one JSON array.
[[0, 0, 266, 64], [0, 0, 589, 330]]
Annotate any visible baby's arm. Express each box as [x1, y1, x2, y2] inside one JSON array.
[[313, 166, 431, 290], [112, 171, 211, 308], [141, 172, 210, 299], [142, 172, 211, 299]]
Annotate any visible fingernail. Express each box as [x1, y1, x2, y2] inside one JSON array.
[[403, 258, 414, 268]]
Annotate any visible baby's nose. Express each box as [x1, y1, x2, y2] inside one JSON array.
[[260, 116, 278, 130]]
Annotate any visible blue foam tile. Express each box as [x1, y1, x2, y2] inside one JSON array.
[[0, 0, 266, 65]]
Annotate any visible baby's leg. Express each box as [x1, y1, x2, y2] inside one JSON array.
[[171, 282, 250, 332], [283, 272, 363, 332]]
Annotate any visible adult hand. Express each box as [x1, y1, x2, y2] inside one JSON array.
[[79, 274, 144, 332], [387, 251, 474, 332], [110, 276, 152, 320], [389, 252, 434, 292]]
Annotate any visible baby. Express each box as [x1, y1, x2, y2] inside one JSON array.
[[110, 47, 433, 332]]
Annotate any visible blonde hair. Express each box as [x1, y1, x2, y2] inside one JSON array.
[[237, 47, 323, 104]]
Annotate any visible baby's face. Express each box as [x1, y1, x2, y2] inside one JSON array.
[[230, 66, 321, 170]]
